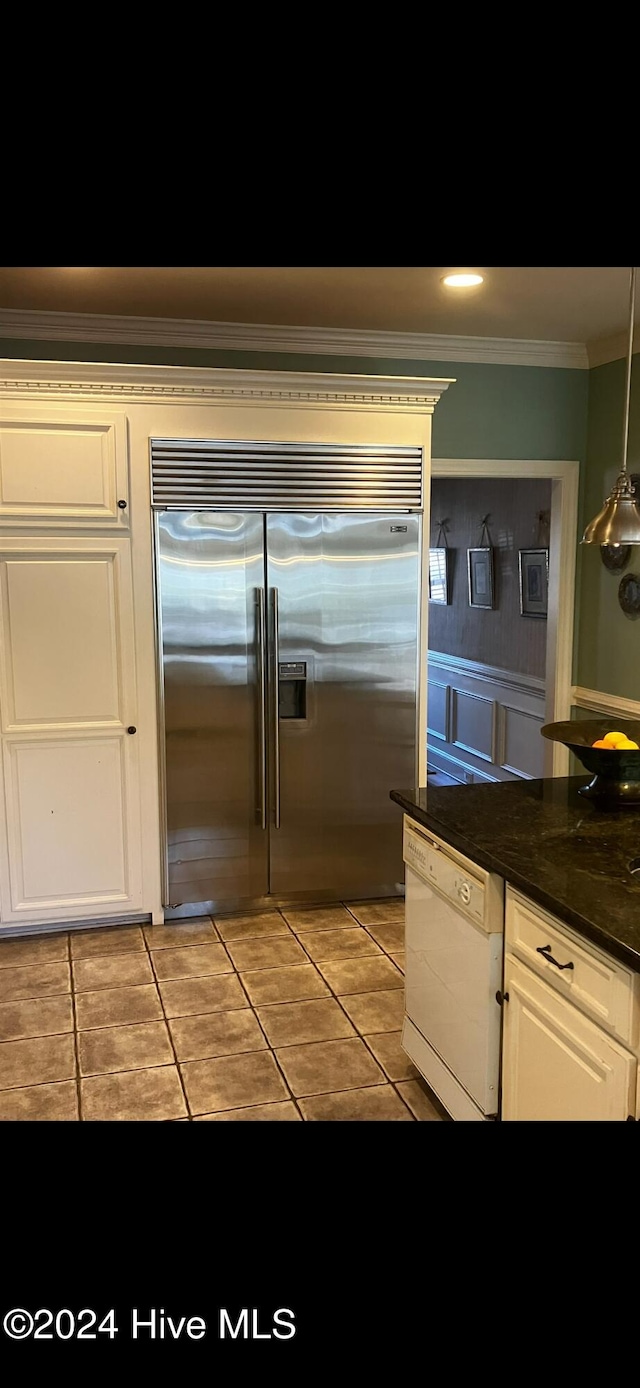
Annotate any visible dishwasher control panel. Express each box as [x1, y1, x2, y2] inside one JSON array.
[[403, 818, 502, 933]]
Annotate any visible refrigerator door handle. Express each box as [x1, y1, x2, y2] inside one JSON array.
[[255, 587, 268, 830], [271, 585, 281, 829]]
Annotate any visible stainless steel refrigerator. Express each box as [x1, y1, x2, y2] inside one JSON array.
[[153, 441, 422, 915]]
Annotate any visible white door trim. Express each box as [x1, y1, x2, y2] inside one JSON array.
[[430, 458, 580, 777]]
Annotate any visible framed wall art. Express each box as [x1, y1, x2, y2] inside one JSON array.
[[429, 547, 450, 604], [519, 547, 548, 618], [467, 547, 494, 609]]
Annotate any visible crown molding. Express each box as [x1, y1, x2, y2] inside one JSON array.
[[0, 307, 589, 370], [0, 359, 454, 412]]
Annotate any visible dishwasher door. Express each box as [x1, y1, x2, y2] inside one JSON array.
[[403, 821, 504, 1118]]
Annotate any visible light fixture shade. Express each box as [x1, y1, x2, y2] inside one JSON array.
[[582, 472, 640, 545]]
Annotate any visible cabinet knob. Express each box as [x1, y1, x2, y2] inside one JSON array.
[[127, 726, 137, 734], [117, 499, 128, 509], [496, 990, 510, 1006]]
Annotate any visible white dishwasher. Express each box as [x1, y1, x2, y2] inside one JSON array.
[[402, 815, 505, 1121]]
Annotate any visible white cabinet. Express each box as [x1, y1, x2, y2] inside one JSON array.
[[0, 404, 129, 527], [502, 888, 639, 1121], [0, 536, 142, 922]]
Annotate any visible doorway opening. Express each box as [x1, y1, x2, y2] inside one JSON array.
[[426, 459, 579, 784]]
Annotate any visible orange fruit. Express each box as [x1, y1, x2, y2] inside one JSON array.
[[592, 739, 609, 747]]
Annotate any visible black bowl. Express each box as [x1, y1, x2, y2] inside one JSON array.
[[541, 719, 640, 805]]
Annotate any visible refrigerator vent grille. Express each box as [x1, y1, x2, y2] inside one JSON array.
[[150, 439, 423, 510]]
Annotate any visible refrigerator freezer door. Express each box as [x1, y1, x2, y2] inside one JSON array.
[[266, 512, 419, 899], [157, 511, 268, 907]]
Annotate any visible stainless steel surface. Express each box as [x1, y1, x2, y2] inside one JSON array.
[[271, 586, 281, 829], [152, 512, 171, 907], [266, 512, 420, 900], [157, 511, 268, 907], [255, 586, 267, 830], [151, 439, 423, 510], [156, 498, 421, 912]]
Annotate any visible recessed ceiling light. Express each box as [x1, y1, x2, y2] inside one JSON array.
[[442, 271, 484, 288]]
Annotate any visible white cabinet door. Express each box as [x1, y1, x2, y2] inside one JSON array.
[[502, 955, 636, 1121], [0, 537, 142, 922], [0, 404, 129, 527]]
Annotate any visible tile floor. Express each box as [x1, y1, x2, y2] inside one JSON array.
[[0, 898, 447, 1121]]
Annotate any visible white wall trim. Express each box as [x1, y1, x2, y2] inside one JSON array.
[[0, 308, 589, 370], [430, 458, 580, 778], [428, 649, 546, 698], [572, 686, 640, 719], [0, 359, 453, 413], [586, 334, 628, 368]]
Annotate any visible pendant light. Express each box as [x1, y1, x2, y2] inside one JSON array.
[[582, 266, 640, 546]]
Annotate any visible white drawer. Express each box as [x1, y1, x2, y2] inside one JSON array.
[[505, 888, 640, 1048]]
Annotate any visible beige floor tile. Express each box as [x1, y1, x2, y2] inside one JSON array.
[[299, 1084, 415, 1121], [296, 928, 382, 963], [0, 1079, 79, 1121], [73, 954, 153, 993], [150, 943, 232, 981], [0, 933, 68, 969], [158, 973, 249, 1018], [76, 984, 163, 1031], [282, 905, 356, 932], [363, 1030, 419, 1081], [0, 994, 74, 1044], [364, 922, 405, 953], [169, 1008, 266, 1061], [143, 918, 219, 950], [225, 936, 308, 972], [256, 998, 355, 1048], [316, 956, 404, 995], [0, 961, 70, 1004], [275, 1037, 384, 1097], [240, 965, 330, 1006], [181, 1050, 289, 1115], [214, 911, 290, 942], [198, 1101, 301, 1121], [395, 1079, 447, 1121], [78, 1021, 173, 1077], [339, 989, 405, 1035], [0, 1033, 76, 1090], [388, 951, 405, 974], [347, 898, 405, 927], [81, 1065, 187, 1121], [70, 926, 146, 959]]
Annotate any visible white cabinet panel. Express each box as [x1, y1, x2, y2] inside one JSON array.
[[502, 955, 636, 1121], [0, 406, 129, 526], [0, 735, 142, 918], [0, 547, 132, 729]]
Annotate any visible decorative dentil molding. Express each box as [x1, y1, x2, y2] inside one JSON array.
[[0, 307, 589, 370], [0, 361, 454, 412]]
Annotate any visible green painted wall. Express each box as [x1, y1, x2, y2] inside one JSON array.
[[0, 337, 589, 461], [0, 334, 593, 679], [575, 354, 640, 699]]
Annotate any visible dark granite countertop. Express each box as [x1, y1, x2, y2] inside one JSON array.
[[391, 777, 640, 973]]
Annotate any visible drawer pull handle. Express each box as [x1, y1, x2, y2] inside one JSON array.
[[537, 944, 574, 971]]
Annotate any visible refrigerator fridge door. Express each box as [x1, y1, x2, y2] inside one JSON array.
[[157, 511, 268, 908], [266, 512, 420, 900]]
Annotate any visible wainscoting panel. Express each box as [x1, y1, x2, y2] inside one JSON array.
[[451, 689, 496, 763], [426, 679, 450, 743], [427, 651, 546, 785]]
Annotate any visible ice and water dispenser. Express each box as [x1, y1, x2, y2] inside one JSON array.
[[278, 662, 307, 719]]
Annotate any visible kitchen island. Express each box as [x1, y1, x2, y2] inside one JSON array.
[[391, 777, 640, 1119], [391, 776, 640, 972]]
